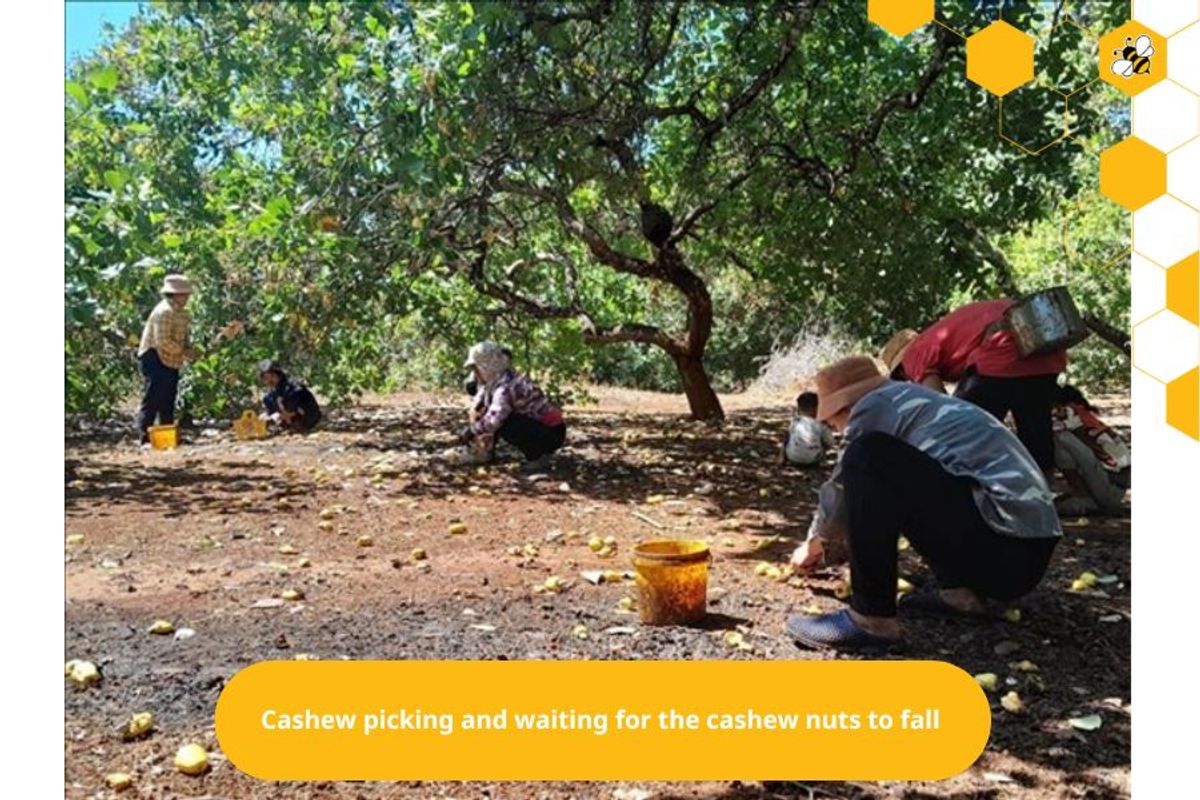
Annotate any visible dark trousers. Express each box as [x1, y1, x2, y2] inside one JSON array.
[[137, 349, 180, 438], [954, 370, 1058, 475], [497, 415, 566, 460], [843, 432, 1058, 618]]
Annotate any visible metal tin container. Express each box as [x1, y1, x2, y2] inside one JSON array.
[[1004, 286, 1090, 358]]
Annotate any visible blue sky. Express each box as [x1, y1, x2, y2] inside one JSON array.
[[65, 1, 139, 64]]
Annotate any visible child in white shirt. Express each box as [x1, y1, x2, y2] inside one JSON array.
[[781, 391, 835, 466]]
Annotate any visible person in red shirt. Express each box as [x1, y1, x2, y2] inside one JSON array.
[[880, 300, 1066, 475]]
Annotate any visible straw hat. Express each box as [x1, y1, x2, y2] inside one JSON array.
[[880, 329, 918, 373], [160, 274, 194, 295], [814, 356, 888, 422], [463, 341, 510, 381]]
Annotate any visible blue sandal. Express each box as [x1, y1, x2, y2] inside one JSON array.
[[787, 610, 904, 652]]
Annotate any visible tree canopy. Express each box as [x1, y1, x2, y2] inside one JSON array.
[[65, 0, 1130, 421]]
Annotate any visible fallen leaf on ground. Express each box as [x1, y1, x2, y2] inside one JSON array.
[[1071, 571, 1098, 592], [122, 711, 155, 741], [174, 743, 209, 776], [644, 494, 666, 505], [411, 548, 427, 561], [1000, 691, 1025, 714], [66, 534, 85, 546], [105, 773, 134, 791], [1068, 713, 1103, 731], [897, 536, 910, 551], [281, 588, 304, 601], [1002, 608, 1022, 623], [896, 578, 914, 595], [448, 522, 468, 535], [147, 619, 175, 635], [572, 624, 589, 640], [1010, 659, 1039, 672], [356, 535, 374, 547], [588, 536, 605, 552], [617, 596, 636, 612], [723, 631, 754, 652], [297, 557, 312, 568], [534, 576, 567, 594], [66, 659, 100, 686], [993, 640, 1021, 657], [974, 673, 999, 691], [278, 544, 299, 555]]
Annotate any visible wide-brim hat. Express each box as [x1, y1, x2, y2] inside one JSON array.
[[464, 341, 505, 368], [160, 274, 193, 295], [815, 356, 888, 422], [880, 329, 918, 374]]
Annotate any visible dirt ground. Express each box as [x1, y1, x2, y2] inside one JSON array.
[[64, 388, 1131, 800]]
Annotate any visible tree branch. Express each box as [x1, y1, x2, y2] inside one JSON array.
[[1084, 314, 1132, 358]]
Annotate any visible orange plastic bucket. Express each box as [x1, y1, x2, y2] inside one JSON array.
[[632, 540, 711, 626], [147, 424, 179, 450]]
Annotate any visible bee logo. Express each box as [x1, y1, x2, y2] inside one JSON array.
[[1111, 34, 1155, 79]]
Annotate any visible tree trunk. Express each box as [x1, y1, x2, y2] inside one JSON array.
[[661, 246, 725, 422], [673, 352, 725, 422]]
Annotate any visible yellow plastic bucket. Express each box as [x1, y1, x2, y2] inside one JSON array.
[[632, 540, 711, 626], [147, 424, 179, 450]]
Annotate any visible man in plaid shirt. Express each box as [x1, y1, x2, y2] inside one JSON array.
[[136, 274, 198, 443]]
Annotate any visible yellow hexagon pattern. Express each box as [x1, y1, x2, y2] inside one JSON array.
[[1100, 21, 1168, 96], [1167, 253, 1199, 325], [1167, 368, 1199, 440], [1129, 4, 1200, 440], [1100, 136, 1168, 210], [860, 2, 1200, 439], [967, 21, 1036, 96], [1128, 0, 1200, 441], [868, 0, 934, 39]]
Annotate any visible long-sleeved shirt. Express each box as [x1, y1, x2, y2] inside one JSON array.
[[263, 374, 322, 432], [469, 369, 563, 436], [809, 381, 1062, 546], [901, 300, 1067, 382], [137, 299, 191, 370]]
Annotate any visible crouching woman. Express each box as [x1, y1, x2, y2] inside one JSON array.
[[259, 360, 322, 434], [786, 356, 1061, 651], [460, 342, 566, 470]]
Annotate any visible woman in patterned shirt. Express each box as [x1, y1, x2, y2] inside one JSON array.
[[135, 274, 198, 444], [458, 342, 566, 471]]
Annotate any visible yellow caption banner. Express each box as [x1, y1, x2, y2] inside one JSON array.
[[215, 660, 990, 781]]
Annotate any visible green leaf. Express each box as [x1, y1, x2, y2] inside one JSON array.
[[161, 232, 183, 249], [65, 80, 89, 106], [87, 65, 119, 91], [103, 169, 129, 193], [397, 153, 424, 177]]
